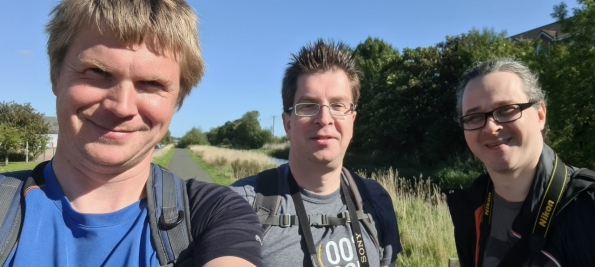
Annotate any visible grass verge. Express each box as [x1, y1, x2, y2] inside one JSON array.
[[0, 162, 39, 173], [186, 149, 235, 186], [152, 145, 176, 168]]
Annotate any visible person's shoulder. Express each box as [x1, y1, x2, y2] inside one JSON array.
[[230, 175, 258, 188], [186, 179, 243, 204]]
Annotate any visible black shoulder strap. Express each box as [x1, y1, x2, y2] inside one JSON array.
[[497, 155, 568, 267], [146, 164, 193, 267], [253, 167, 283, 235], [0, 161, 48, 266], [342, 169, 382, 255]]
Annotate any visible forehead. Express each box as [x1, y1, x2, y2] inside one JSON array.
[[462, 71, 528, 113], [69, 24, 177, 61], [294, 70, 352, 102]]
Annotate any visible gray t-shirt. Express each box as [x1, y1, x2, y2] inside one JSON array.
[[484, 193, 557, 267], [230, 164, 401, 267]]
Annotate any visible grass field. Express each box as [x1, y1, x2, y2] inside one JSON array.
[[0, 162, 39, 173], [190, 145, 458, 266], [188, 145, 276, 184], [152, 144, 175, 167]]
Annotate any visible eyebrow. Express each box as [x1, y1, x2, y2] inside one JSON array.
[[463, 100, 519, 115], [77, 54, 112, 73], [296, 95, 350, 103]]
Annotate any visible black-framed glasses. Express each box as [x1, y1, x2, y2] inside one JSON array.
[[459, 102, 537, 131], [288, 103, 356, 117]]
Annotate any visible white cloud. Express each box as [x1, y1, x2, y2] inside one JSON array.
[[18, 50, 34, 57]]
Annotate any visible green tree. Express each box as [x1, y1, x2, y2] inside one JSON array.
[[0, 101, 50, 163], [160, 130, 173, 145], [0, 124, 24, 165], [177, 127, 209, 148], [540, 0, 595, 168], [234, 111, 272, 149]]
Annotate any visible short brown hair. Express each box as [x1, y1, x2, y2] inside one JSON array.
[[282, 39, 360, 113], [46, 0, 205, 108]]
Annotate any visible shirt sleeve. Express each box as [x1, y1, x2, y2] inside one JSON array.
[[365, 179, 402, 267], [186, 180, 263, 267]]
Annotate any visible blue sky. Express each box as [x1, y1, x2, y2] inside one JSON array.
[[0, 0, 578, 138]]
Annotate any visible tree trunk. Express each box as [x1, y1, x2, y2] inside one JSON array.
[[25, 141, 29, 163], [4, 156, 7, 166]]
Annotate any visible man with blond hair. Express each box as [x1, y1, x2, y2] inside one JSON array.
[[231, 39, 402, 267], [0, 0, 262, 266]]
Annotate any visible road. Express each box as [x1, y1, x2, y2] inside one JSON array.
[[167, 148, 214, 183]]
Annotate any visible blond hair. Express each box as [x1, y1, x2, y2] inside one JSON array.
[[46, 0, 205, 108]]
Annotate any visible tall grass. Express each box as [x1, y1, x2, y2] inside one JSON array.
[[189, 145, 277, 181], [365, 168, 456, 266], [192, 145, 457, 266]]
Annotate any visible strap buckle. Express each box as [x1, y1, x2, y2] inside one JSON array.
[[280, 214, 291, 227], [340, 211, 351, 223]]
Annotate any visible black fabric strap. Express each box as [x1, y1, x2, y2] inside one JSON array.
[[477, 154, 568, 267], [287, 169, 371, 267], [288, 171, 319, 267], [341, 177, 371, 267]]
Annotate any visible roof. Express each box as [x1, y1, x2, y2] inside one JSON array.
[[508, 21, 569, 42]]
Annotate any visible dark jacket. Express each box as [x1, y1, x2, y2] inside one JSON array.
[[446, 144, 595, 267]]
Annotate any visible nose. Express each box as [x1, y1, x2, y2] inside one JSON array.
[[481, 116, 502, 134], [313, 105, 334, 126], [103, 82, 138, 118]]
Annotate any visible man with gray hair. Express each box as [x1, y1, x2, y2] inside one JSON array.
[[0, 0, 262, 266], [231, 39, 402, 267], [446, 58, 595, 267]]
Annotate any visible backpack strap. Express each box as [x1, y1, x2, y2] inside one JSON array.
[[253, 167, 283, 235], [0, 161, 47, 266], [253, 166, 383, 257], [0, 172, 28, 265], [343, 169, 382, 257], [261, 210, 372, 227], [146, 164, 193, 267]]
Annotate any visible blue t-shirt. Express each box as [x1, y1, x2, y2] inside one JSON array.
[[4, 162, 159, 267]]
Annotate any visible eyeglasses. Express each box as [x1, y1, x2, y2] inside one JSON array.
[[288, 103, 356, 117], [459, 102, 537, 131]]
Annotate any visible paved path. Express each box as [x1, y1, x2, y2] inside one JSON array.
[[167, 148, 214, 183]]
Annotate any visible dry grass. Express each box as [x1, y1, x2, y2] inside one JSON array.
[[364, 168, 457, 267], [261, 141, 290, 150], [190, 145, 457, 266], [189, 145, 276, 180]]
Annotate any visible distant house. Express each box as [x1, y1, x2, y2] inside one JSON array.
[[508, 21, 569, 44], [44, 116, 59, 148]]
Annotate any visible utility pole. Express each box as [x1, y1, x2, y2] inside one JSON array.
[[271, 115, 276, 134]]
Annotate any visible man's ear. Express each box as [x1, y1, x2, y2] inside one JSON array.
[[537, 102, 547, 131], [282, 112, 291, 140]]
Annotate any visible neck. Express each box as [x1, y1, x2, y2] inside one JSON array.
[[51, 149, 151, 213], [288, 156, 342, 195], [489, 167, 537, 203]]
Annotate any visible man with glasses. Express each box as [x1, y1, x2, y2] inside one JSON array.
[[231, 39, 402, 267], [446, 58, 595, 267]]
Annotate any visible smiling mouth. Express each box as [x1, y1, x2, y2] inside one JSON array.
[[486, 138, 510, 148]]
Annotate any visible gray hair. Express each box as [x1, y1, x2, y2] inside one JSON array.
[[456, 58, 546, 119]]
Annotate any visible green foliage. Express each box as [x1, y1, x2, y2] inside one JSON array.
[[537, 0, 595, 169], [0, 102, 50, 164], [352, 29, 532, 168], [206, 110, 274, 149], [160, 130, 174, 145], [177, 127, 209, 148]]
